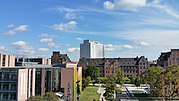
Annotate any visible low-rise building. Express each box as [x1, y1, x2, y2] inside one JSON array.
[[157, 49, 179, 68], [78, 56, 149, 77], [0, 54, 15, 67]]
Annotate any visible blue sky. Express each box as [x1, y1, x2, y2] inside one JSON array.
[[1, 0, 179, 61]]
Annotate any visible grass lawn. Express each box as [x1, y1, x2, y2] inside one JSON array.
[[80, 86, 100, 101]]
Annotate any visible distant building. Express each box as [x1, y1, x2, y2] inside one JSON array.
[[15, 57, 51, 66], [78, 56, 149, 77], [51, 51, 71, 65], [0, 54, 15, 67], [80, 40, 104, 59], [157, 49, 179, 68]]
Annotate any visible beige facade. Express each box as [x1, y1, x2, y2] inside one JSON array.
[[0, 54, 15, 67], [17, 68, 36, 101]]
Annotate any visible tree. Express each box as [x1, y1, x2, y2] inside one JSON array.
[[96, 77, 106, 83], [134, 77, 141, 87], [29, 92, 59, 101], [104, 75, 116, 100], [163, 65, 179, 99], [141, 65, 179, 100], [43, 92, 59, 101], [86, 66, 100, 80], [143, 66, 163, 97], [29, 96, 43, 101], [82, 76, 91, 90], [129, 74, 136, 84], [116, 69, 125, 85]]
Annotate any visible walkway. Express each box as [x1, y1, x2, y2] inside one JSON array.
[[97, 84, 106, 101]]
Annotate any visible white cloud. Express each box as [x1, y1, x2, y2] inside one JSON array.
[[5, 25, 29, 35], [0, 46, 6, 51], [67, 47, 80, 53], [64, 13, 76, 20], [103, 1, 115, 10], [139, 41, 150, 46], [40, 38, 53, 43], [47, 6, 83, 13], [52, 21, 77, 31], [123, 44, 134, 49], [12, 41, 27, 46], [12, 41, 34, 55], [7, 24, 14, 28], [48, 42, 59, 48], [75, 37, 83, 41], [38, 48, 49, 52], [105, 44, 115, 52], [103, 0, 146, 11]]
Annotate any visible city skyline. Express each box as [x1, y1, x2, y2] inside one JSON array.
[[1, 0, 179, 61]]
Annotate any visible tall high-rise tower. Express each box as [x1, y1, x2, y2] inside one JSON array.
[[80, 40, 104, 58]]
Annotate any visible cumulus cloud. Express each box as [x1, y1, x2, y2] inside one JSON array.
[[67, 47, 80, 53], [38, 48, 49, 52], [103, 1, 115, 10], [52, 21, 77, 31], [0, 46, 6, 51], [64, 13, 76, 20], [105, 44, 115, 52], [12, 41, 34, 55], [103, 0, 146, 11], [5, 25, 29, 35], [123, 44, 134, 49], [39, 33, 59, 48], [40, 38, 53, 43], [48, 42, 59, 48]]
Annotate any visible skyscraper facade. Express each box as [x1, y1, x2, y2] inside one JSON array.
[[80, 40, 104, 58]]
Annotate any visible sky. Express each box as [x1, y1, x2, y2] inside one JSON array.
[[1, 0, 179, 61]]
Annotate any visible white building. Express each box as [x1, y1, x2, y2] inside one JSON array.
[[80, 40, 104, 58]]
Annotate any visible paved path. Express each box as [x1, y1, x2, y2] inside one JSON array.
[[97, 84, 106, 101]]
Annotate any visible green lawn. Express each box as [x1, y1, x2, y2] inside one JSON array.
[[80, 86, 100, 101]]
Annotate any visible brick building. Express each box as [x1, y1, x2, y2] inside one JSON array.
[[51, 51, 71, 65], [78, 56, 149, 77], [157, 49, 179, 68]]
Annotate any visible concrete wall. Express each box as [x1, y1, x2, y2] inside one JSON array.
[[0, 54, 15, 67], [17, 69, 28, 101]]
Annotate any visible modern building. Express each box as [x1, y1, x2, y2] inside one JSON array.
[[80, 40, 104, 59], [157, 49, 179, 68], [0, 67, 36, 101], [0, 61, 82, 101], [78, 56, 149, 77], [0, 54, 15, 67], [51, 51, 71, 65], [58, 63, 82, 101], [15, 57, 51, 66]]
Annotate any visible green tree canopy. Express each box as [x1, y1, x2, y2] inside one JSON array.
[[29, 92, 59, 101], [86, 66, 100, 80], [104, 75, 116, 100]]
